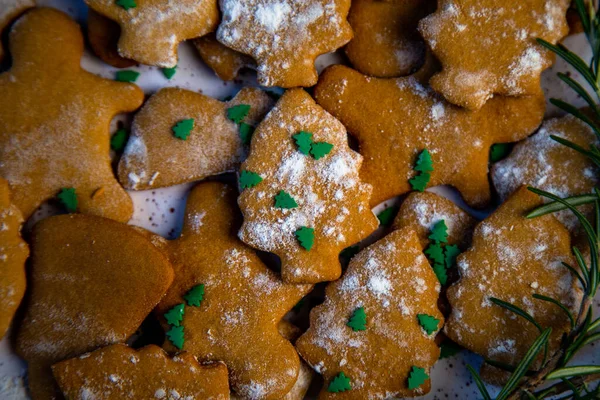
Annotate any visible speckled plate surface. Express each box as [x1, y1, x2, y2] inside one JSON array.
[[0, 1, 598, 398]]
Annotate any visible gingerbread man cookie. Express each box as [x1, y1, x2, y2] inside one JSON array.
[[238, 88, 379, 284], [194, 33, 256, 81], [0, 178, 28, 340], [418, 0, 571, 110], [0, 0, 34, 62], [118, 87, 274, 191], [345, 0, 436, 78], [87, 9, 136, 68], [296, 228, 443, 398], [16, 214, 174, 399], [52, 344, 230, 400], [0, 8, 143, 223], [152, 182, 312, 399], [217, 0, 353, 87], [85, 0, 219, 68], [314, 65, 546, 208], [445, 187, 581, 382]]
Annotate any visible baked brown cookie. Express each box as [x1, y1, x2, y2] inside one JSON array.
[[0, 177, 28, 340], [86, 9, 136, 68], [194, 33, 255, 81], [238, 88, 379, 284], [16, 214, 174, 399], [153, 182, 312, 399], [0, 8, 143, 223], [314, 65, 546, 208], [419, 0, 570, 110], [52, 344, 230, 400], [345, 0, 436, 78], [296, 228, 443, 398], [217, 0, 353, 87], [0, 0, 34, 62], [118, 87, 274, 190], [85, 0, 219, 68]]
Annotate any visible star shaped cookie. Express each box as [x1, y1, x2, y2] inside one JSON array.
[[418, 0, 570, 110], [85, 0, 219, 67], [217, 0, 353, 87], [153, 182, 312, 399], [0, 0, 34, 62], [118, 87, 274, 190], [0, 8, 144, 223], [296, 228, 443, 398], [314, 65, 546, 208]]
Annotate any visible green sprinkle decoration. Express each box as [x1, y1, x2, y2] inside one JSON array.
[[239, 170, 263, 189], [239, 123, 254, 145], [274, 190, 298, 209], [409, 172, 430, 192], [164, 304, 185, 327], [295, 227, 315, 251], [310, 142, 334, 160], [414, 149, 434, 173], [424, 243, 444, 265], [417, 314, 440, 335], [327, 372, 352, 393], [227, 104, 251, 124], [410, 149, 433, 191], [57, 188, 78, 213], [347, 307, 367, 331], [110, 128, 128, 152], [172, 119, 195, 140], [184, 284, 205, 307], [407, 366, 429, 390], [115, 70, 140, 82], [166, 325, 185, 350], [490, 143, 513, 163], [377, 206, 398, 226], [293, 131, 313, 155], [432, 263, 448, 285], [429, 220, 448, 243], [162, 65, 177, 80], [444, 244, 461, 269], [340, 245, 360, 260], [116, 0, 136, 10]]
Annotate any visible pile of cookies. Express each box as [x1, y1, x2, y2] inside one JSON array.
[[0, 0, 596, 399]]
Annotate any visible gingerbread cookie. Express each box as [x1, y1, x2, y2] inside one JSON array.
[[314, 65, 546, 208], [238, 88, 379, 284], [345, 0, 436, 78], [194, 33, 255, 81], [0, 0, 34, 62], [445, 187, 581, 379], [217, 0, 353, 87], [296, 228, 443, 398], [16, 214, 174, 399], [86, 9, 136, 68], [118, 87, 274, 191], [52, 344, 230, 399], [0, 178, 28, 340], [85, 0, 219, 68], [0, 8, 143, 223], [152, 182, 312, 399], [418, 0, 570, 110]]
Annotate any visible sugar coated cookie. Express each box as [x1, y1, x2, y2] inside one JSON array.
[[217, 0, 353, 87], [16, 214, 174, 399], [345, 0, 436, 78], [194, 33, 256, 81], [52, 344, 230, 400], [314, 65, 546, 208], [0, 178, 28, 340], [238, 88, 379, 284], [296, 228, 443, 398], [419, 0, 570, 110], [445, 187, 581, 379], [153, 182, 312, 399], [0, 0, 34, 62], [85, 0, 219, 68], [86, 9, 137, 68], [0, 8, 143, 223]]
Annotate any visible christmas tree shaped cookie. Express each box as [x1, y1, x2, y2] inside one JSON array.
[[118, 87, 274, 190], [238, 89, 379, 284], [153, 182, 313, 399], [0, 8, 143, 222], [85, 0, 219, 67], [0, 0, 34, 62], [314, 65, 546, 208], [52, 344, 230, 399], [296, 228, 443, 398]]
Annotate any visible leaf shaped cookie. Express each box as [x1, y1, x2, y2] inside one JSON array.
[[296, 228, 443, 399], [238, 89, 379, 284], [0, 0, 34, 62]]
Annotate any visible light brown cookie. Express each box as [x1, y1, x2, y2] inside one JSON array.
[[217, 0, 353, 87], [296, 228, 443, 398], [345, 0, 436, 78], [154, 182, 312, 399], [85, 0, 219, 68], [52, 344, 230, 400], [445, 187, 581, 377], [419, 0, 570, 110], [0, 0, 34, 62], [86, 9, 137, 68], [0, 177, 28, 340], [238, 88, 379, 284], [314, 65, 546, 208], [16, 214, 174, 399], [118, 87, 274, 191], [194, 33, 256, 81], [0, 8, 143, 223]]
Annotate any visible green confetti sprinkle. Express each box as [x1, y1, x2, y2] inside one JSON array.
[[295, 227, 314, 251], [239, 123, 254, 145], [347, 307, 367, 331], [490, 143, 513, 163], [417, 314, 440, 335], [172, 119, 195, 140], [110, 128, 128, 152], [408, 366, 429, 390], [166, 325, 185, 350], [274, 190, 298, 209], [239, 170, 263, 189], [115, 70, 139, 82], [116, 0, 136, 10], [164, 304, 185, 327], [227, 104, 251, 124], [57, 188, 78, 213], [327, 372, 352, 393], [293, 131, 314, 155], [310, 142, 334, 160], [424, 243, 445, 265], [432, 263, 448, 285], [409, 172, 430, 192], [184, 284, 205, 307], [444, 244, 461, 269], [429, 220, 448, 243], [414, 149, 434, 173], [377, 206, 398, 226], [162, 65, 177, 80]]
